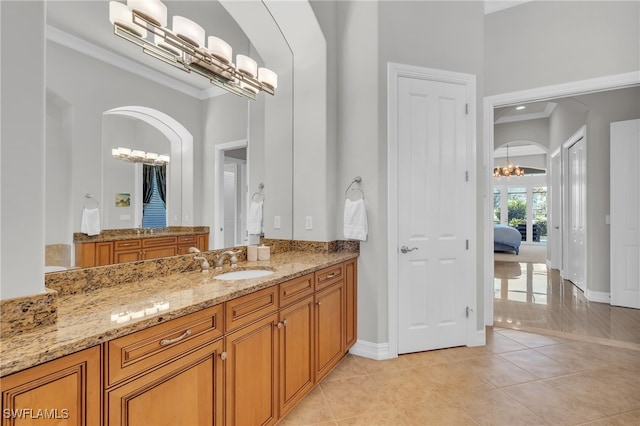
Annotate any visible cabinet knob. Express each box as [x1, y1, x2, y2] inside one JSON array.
[[220, 352, 227, 361], [316, 301, 322, 306], [282, 319, 288, 327], [276, 322, 283, 329]]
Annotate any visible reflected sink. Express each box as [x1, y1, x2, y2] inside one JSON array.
[[214, 269, 274, 280]]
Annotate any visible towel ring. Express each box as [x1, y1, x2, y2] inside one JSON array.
[[84, 193, 99, 208], [251, 183, 265, 202], [345, 177, 364, 200]]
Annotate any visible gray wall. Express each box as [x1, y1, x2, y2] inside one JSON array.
[[485, 1, 640, 96], [495, 118, 550, 150]]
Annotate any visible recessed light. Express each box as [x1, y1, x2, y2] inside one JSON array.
[[516, 105, 526, 110]]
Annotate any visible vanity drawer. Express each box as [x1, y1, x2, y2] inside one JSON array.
[[177, 235, 198, 245], [315, 263, 344, 291], [225, 286, 279, 332], [143, 236, 177, 248], [280, 273, 314, 307], [114, 239, 142, 251], [105, 304, 224, 387]]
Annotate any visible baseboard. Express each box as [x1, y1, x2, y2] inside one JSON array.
[[349, 339, 394, 360], [585, 289, 610, 304]]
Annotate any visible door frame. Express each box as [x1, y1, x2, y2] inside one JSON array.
[[213, 139, 248, 249], [387, 62, 477, 358], [549, 147, 562, 270], [483, 72, 639, 325]]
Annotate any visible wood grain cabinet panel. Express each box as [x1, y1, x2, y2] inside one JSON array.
[[224, 314, 279, 426], [1, 346, 101, 426], [344, 258, 358, 350], [105, 340, 224, 426], [278, 296, 314, 417], [279, 273, 314, 307], [314, 280, 345, 382], [225, 286, 279, 332]]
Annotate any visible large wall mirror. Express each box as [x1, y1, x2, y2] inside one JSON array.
[[44, 0, 293, 271]]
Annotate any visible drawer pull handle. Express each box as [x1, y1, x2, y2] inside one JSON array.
[[326, 273, 335, 279], [160, 329, 192, 346]]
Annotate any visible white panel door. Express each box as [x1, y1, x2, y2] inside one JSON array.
[[568, 138, 586, 291], [397, 76, 471, 354], [611, 119, 640, 309]]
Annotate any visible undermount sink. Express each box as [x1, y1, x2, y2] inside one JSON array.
[[214, 269, 274, 280]]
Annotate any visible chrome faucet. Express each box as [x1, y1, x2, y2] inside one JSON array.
[[214, 251, 239, 269]]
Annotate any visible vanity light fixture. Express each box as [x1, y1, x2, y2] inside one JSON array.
[[109, 0, 277, 100], [112, 147, 170, 165]]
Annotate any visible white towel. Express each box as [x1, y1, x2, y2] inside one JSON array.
[[343, 198, 368, 241], [81, 207, 101, 236], [248, 201, 263, 235]]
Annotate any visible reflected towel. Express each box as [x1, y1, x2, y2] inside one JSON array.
[[81, 207, 101, 236], [343, 198, 368, 241], [248, 201, 263, 235]]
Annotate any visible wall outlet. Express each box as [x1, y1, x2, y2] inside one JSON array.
[[305, 216, 313, 230], [274, 216, 281, 229]]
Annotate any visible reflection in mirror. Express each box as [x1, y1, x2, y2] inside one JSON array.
[[44, 0, 294, 272]]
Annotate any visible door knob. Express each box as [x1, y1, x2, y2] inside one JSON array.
[[400, 246, 418, 254]]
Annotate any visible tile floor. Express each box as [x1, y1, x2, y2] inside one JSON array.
[[279, 261, 640, 425], [279, 327, 640, 425]]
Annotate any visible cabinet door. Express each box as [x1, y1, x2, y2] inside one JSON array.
[[106, 340, 224, 426], [279, 296, 314, 417], [113, 249, 141, 263], [196, 234, 209, 251], [75, 242, 96, 268], [95, 242, 114, 266], [143, 246, 176, 260], [1, 346, 101, 426], [314, 281, 345, 382], [225, 314, 279, 426], [344, 259, 358, 350]]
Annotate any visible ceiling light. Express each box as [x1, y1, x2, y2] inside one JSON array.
[[516, 105, 526, 110], [493, 144, 524, 179], [108, 0, 276, 100]]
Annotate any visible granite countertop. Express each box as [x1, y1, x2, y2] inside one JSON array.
[[0, 251, 356, 377], [73, 226, 209, 243]]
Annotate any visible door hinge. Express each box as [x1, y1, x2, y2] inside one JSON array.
[[466, 306, 473, 318], [465, 104, 469, 114], [465, 171, 469, 182], [466, 239, 469, 250]]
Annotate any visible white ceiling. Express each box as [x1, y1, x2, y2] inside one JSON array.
[[494, 101, 557, 124]]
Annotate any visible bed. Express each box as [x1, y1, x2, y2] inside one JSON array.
[[494, 224, 522, 255]]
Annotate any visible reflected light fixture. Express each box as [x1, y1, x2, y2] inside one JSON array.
[[109, 0, 277, 100], [493, 144, 524, 179], [112, 147, 170, 165]]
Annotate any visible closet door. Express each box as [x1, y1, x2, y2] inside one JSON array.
[[610, 119, 640, 309]]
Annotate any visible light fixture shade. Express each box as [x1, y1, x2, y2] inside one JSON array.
[[127, 0, 167, 27], [236, 54, 257, 78], [110, 1, 147, 38], [258, 67, 278, 89], [132, 150, 146, 158], [117, 147, 132, 156], [207, 36, 232, 64], [173, 16, 205, 47], [159, 155, 170, 163]]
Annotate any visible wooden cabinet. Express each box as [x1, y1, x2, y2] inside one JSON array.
[[75, 233, 208, 267], [344, 258, 358, 350], [0, 346, 101, 426], [104, 305, 224, 426], [314, 278, 345, 382], [224, 314, 279, 426], [278, 294, 315, 417]]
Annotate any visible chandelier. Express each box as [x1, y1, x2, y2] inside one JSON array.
[[112, 147, 170, 165], [108, 0, 277, 100], [493, 145, 524, 179]]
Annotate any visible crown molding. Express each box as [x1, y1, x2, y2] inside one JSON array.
[[46, 25, 226, 100]]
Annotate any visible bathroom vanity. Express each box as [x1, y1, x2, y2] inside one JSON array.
[[0, 250, 357, 426], [73, 227, 209, 268]]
